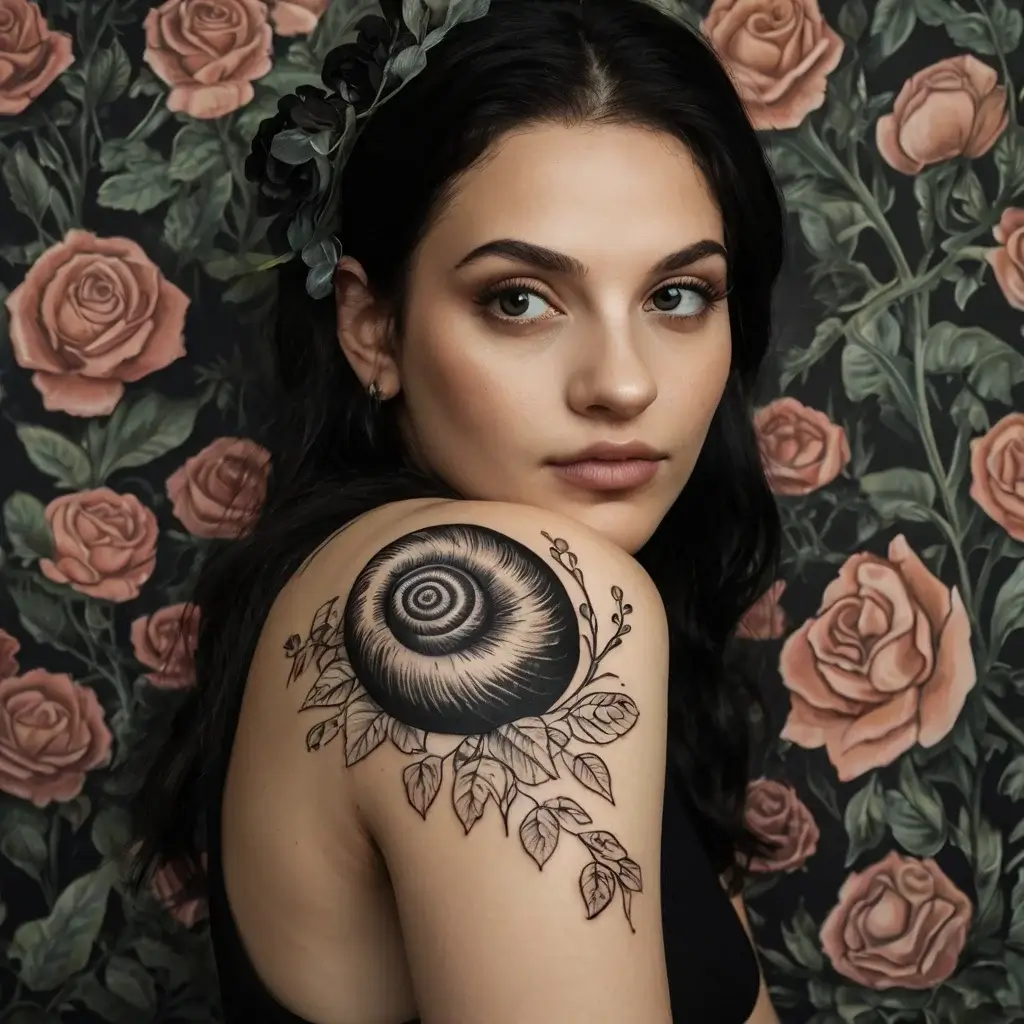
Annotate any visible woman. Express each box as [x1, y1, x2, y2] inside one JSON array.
[[131, 1, 785, 1021]]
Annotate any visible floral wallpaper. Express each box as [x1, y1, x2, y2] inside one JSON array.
[[0, 0, 1021, 1022]]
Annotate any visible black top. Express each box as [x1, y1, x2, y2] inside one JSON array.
[[206, 757, 761, 1023]]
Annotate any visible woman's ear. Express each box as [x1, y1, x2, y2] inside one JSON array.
[[334, 256, 401, 399]]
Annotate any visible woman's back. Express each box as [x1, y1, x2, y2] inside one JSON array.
[[211, 498, 761, 1023]]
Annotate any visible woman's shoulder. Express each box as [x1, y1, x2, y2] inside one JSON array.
[[262, 495, 675, 1023]]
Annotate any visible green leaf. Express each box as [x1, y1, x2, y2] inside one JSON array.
[[973, 817, 1004, 938], [0, 240, 46, 265], [994, 131, 1024, 200], [868, 0, 916, 61], [951, 387, 990, 433], [780, 901, 825, 972], [780, 317, 844, 389], [168, 122, 223, 182], [914, 162, 959, 246], [1009, 869, 1024, 948], [859, 467, 936, 523], [88, 391, 206, 480], [96, 168, 177, 213], [991, 559, 1024, 652], [104, 955, 157, 1012], [999, 756, 1024, 800], [90, 805, 132, 860], [0, 806, 49, 883], [163, 192, 202, 253], [2, 491, 53, 563], [8, 580, 73, 646], [86, 38, 132, 106], [99, 138, 165, 174], [842, 309, 912, 413], [843, 774, 885, 866], [15, 424, 93, 490], [805, 770, 842, 820], [838, 0, 868, 39], [885, 759, 947, 857], [194, 170, 233, 248], [923, 322, 1024, 404], [3, 143, 51, 225], [10, 862, 115, 991]]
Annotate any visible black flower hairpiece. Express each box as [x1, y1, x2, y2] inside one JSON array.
[[246, 0, 492, 299]]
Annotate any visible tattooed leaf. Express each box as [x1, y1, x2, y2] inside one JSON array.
[[547, 723, 571, 750], [300, 660, 356, 710], [309, 597, 341, 644], [571, 752, 615, 802], [579, 830, 628, 861], [390, 721, 428, 754], [284, 633, 302, 655], [580, 861, 617, 919], [567, 693, 639, 744], [403, 755, 443, 818], [617, 857, 642, 891], [453, 757, 512, 834], [486, 717, 558, 785], [306, 714, 342, 751], [621, 888, 634, 930], [343, 694, 389, 764], [519, 808, 561, 868], [543, 796, 592, 826], [453, 734, 483, 769]]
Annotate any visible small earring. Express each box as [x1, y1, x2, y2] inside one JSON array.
[[367, 380, 383, 402]]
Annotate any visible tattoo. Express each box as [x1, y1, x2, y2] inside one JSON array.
[[285, 525, 643, 929]]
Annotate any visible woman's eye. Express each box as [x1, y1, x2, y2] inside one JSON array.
[[489, 288, 552, 320], [648, 284, 710, 317]]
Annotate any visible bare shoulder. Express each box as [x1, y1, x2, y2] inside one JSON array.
[[271, 498, 673, 1022]]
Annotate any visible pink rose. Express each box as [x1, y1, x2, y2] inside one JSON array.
[[738, 580, 787, 640], [755, 398, 851, 495], [821, 851, 972, 989], [780, 535, 976, 781], [166, 437, 270, 540], [0, 629, 21, 679], [987, 209, 1024, 311], [6, 231, 188, 416], [876, 55, 1008, 175], [144, 0, 273, 119], [702, 0, 844, 130], [131, 603, 199, 690], [40, 488, 159, 602], [0, 670, 112, 806], [151, 855, 208, 928], [270, 0, 327, 35], [969, 411, 1024, 541], [0, 0, 74, 115], [745, 778, 819, 872]]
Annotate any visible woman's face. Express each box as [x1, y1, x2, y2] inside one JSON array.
[[344, 122, 732, 554]]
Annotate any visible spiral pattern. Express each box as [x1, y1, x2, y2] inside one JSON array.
[[344, 524, 580, 733]]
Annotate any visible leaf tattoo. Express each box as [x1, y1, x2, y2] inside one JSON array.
[[287, 525, 642, 929]]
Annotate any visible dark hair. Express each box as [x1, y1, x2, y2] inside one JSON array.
[[130, 0, 784, 897]]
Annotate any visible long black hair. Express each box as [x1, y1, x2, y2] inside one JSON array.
[[130, 0, 784, 896]]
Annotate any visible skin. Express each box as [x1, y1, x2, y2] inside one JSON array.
[[324, 121, 777, 1022], [335, 121, 733, 555]]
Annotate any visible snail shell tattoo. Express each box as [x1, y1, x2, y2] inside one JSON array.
[[287, 524, 644, 930], [345, 524, 580, 734]]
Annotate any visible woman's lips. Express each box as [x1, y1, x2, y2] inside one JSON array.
[[550, 459, 661, 491]]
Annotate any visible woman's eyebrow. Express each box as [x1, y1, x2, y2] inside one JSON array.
[[453, 238, 727, 276]]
